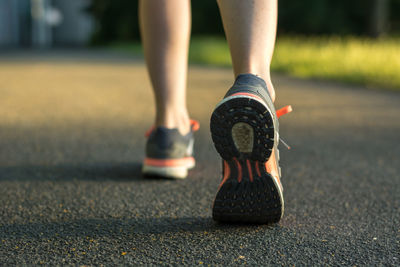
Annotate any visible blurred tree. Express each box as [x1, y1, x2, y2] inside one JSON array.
[[369, 0, 389, 37], [88, 0, 223, 44], [190, 1, 224, 36], [88, 0, 140, 43], [278, 0, 370, 35], [391, 0, 400, 34], [88, 0, 400, 44]]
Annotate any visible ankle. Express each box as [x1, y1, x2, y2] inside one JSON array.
[[265, 79, 276, 103], [156, 108, 190, 135]]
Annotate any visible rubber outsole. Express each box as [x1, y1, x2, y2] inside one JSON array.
[[210, 95, 283, 224], [142, 161, 195, 179], [210, 96, 274, 162]]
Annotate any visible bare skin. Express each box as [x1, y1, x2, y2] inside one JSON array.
[[139, 0, 191, 135], [217, 0, 277, 102], [139, 0, 277, 135]]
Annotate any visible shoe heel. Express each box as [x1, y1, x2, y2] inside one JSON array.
[[210, 95, 275, 162]]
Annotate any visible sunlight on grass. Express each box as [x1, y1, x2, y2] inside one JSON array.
[[273, 36, 400, 90], [110, 36, 400, 90], [189, 37, 232, 67]]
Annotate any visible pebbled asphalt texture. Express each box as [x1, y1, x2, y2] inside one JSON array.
[[0, 50, 399, 266]]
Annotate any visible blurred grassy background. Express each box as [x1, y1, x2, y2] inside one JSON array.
[[94, 0, 400, 91], [3, 1, 399, 91], [111, 36, 400, 91]]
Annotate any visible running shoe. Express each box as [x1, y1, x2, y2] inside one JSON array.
[[142, 120, 199, 179], [210, 74, 292, 223]]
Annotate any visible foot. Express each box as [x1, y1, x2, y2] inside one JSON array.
[[210, 74, 291, 224], [142, 120, 199, 179]]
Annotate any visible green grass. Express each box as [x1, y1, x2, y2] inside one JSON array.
[[111, 36, 400, 90], [273, 36, 400, 90]]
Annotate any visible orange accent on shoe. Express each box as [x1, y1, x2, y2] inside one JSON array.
[[190, 119, 200, 132], [230, 92, 264, 103], [255, 161, 261, 177], [265, 149, 282, 191], [233, 157, 243, 183], [219, 160, 231, 188], [145, 126, 155, 138], [276, 105, 293, 118], [145, 119, 200, 137], [144, 157, 195, 167], [246, 159, 254, 182]]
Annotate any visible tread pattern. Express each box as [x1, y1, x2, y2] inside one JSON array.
[[210, 97, 274, 162], [210, 96, 283, 224]]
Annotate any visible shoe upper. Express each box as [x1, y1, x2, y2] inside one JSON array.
[[145, 127, 194, 160], [224, 74, 278, 132]]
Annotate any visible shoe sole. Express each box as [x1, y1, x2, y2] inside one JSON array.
[[210, 94, 283, 224]]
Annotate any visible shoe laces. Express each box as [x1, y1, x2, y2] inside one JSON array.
[[276, 105, 293, 150]]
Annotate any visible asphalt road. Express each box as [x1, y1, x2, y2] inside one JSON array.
[[0, 51, 399, 265]]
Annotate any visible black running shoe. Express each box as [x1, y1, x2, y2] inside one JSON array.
[[142, 120, 200, 179], [210, 74, 292, 223]]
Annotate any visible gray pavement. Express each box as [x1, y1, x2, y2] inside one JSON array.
[[0, 51, 399, 265]]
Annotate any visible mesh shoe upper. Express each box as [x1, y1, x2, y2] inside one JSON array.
[[146, 127, 194, 160]]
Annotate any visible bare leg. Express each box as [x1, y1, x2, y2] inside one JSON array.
[[217, 0, 277, 101], [139, 0, 191, 134]]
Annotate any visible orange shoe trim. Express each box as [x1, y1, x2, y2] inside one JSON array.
[[189, 119, 200, 132], [144, 157, 195, 167], [255, 161, 261, 177], [233, 157, 243, 183], [219, 160, 231, 188], [230, 93, 293, 119], [230, 92, 264, 103], [265, 150, 282, 189], [246, 159, 254, 182], [145, 119, 200, 137], [276, 105, 293, 118]]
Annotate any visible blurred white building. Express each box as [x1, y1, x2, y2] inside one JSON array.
[[0, 0, 94, 48]]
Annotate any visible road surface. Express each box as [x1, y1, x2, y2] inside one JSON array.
[[0, 51, 399, 265]]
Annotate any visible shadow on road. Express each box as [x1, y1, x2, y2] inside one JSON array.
[[0, 216, 280, 239], [0, 162, 165, 182]]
